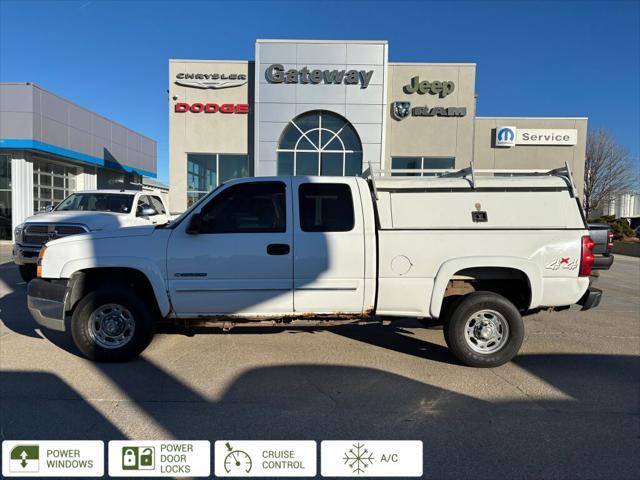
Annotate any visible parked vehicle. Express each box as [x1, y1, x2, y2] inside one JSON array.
[[13, 190, 170, 282], [588, 223, 614, 270], [635, 225, 640, 238], [27, 164, 604, 367]]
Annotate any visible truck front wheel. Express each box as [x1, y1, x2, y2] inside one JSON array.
[[71, 287, 155, 362], [443, 291, 524, 368]]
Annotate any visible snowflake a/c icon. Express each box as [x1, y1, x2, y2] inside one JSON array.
[[343, 442, 374, 474]]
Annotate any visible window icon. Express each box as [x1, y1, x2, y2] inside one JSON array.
[[122, 446, 155, 470], [9, 445, 40, 473]]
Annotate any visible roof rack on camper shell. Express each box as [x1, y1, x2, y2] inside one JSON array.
[[361, 161, 578, 199]]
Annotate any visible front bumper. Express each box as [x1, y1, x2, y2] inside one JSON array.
[[577, 286, 603, 311], [27, 278, 68, 331], [13, 244, 41, 265]]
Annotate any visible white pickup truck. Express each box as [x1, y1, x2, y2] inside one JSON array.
[[13, 190, 169, 282], [27, 165, 603, 367]]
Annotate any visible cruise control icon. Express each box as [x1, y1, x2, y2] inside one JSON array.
[[122, 446, 155, 470], [9, 445, 39, 473]]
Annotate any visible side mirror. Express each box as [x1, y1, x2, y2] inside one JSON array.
[[138, 206, 158, 217], [186, 213, 202, 234], [46, 204, 57, 213]]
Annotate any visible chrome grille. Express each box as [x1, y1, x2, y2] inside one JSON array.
[[22, 223, 88, 246]]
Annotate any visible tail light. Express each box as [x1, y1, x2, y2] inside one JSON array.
[[606, 230, 614, 253], [579, 236, 595, 277]]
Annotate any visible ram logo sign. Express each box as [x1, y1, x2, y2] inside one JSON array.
[[495, 126, 517, 147]]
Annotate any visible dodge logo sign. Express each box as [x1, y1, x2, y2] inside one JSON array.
[[392, 102, 411, 121], [174, 103, 249, 114]]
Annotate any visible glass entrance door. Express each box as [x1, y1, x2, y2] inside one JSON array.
[[0, 154, 11, 240]]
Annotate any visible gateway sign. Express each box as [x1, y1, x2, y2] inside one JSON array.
[[496, 127, 578, 147], [265, 64, 374, 88]]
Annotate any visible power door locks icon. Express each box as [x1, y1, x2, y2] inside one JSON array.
[[122, 446, 155, 470]]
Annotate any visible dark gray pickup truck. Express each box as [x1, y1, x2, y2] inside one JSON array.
[[589, 224, 614, 270]]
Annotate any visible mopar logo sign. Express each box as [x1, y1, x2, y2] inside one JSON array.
[[495, 126, 516, 147]]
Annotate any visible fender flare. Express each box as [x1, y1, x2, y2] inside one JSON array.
[[61, 257, 171, 317], [429, 256, 543, 318]]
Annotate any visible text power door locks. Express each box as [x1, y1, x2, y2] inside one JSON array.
[[266, 244, 290, 255]]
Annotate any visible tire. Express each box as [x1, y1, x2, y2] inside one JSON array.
[[71, 287, 155, 362], [443, 291, 524, 368], [18, 264, 37, 283]]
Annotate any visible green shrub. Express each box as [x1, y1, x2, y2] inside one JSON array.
[[589, 215, 635, 240]]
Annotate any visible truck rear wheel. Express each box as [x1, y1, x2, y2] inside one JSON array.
[[18, 264, 37, 283], [443, 291, 524, 367], [71, 287, 155, 362]]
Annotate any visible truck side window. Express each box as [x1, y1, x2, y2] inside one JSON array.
[[299, 183, 354, 232], [199, 182, 286, 234], [150, 196, 166, 215], [136, 196, 155, 216]]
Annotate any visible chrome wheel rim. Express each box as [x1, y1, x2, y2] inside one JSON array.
[[88, 303, 135, 349], [464, 309, 509, 354]]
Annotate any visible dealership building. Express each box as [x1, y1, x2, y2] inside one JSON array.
[[0, 83, 157, 240], [169, 39, 587, 211]]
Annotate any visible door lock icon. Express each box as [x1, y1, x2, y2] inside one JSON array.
[[122, 446, 155, 470]]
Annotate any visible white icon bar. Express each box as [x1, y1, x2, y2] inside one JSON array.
[[2, 440, 104, 477], [321, 440, 423, 477], [108, 441, 210, 477], [214, 441, 317, 477]]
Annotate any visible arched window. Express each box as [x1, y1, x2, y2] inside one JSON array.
[[277, 110, 363, 176]]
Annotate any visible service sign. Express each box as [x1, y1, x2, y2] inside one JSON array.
[[496, 127, 578, 147]]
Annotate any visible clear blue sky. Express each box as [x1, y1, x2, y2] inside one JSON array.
[[1, 0, 638, 183]]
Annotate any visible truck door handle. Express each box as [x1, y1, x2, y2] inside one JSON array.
[[267, 244, 290, 255]]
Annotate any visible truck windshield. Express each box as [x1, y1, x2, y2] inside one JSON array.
[[55, 193, 135, 213]]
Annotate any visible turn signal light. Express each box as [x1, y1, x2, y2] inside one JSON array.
[[579, 236, 595, 277], [37, 245, 47, 278]]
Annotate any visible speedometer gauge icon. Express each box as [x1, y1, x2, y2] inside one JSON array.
[[223, 443, 252, 474]]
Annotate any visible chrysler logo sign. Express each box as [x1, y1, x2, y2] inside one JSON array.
[[175, 73, 247, 89], [391, 101, 467, 120]]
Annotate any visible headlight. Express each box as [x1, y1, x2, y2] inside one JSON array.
[[37, 245, 47, 278], [13, 223, 24, 243]]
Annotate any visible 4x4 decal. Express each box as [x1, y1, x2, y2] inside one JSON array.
[[546, 257, 579, 270]]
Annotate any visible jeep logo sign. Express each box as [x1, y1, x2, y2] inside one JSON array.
[[403, 76, 456, 98]]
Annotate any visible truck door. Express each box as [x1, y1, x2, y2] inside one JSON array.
[[166, 179, 293, 315], [292, 177, 365, 314]]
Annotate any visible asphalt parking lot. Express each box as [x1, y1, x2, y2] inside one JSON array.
[[1, 242, 638, 479]]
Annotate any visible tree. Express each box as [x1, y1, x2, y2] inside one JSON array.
[[583, 129, 638, 219]]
